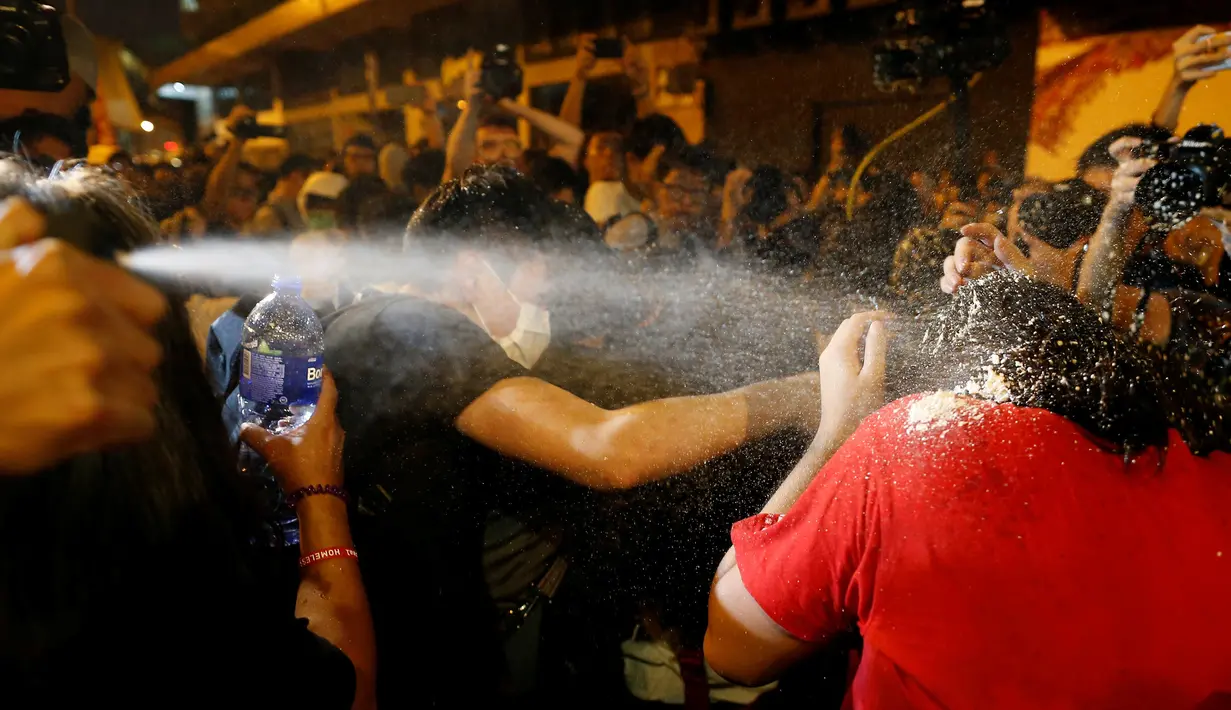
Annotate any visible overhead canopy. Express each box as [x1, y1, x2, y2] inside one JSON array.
[[150, 0, 458, 87]]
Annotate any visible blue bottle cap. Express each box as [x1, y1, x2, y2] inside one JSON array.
[[272, 274, 304, 292]]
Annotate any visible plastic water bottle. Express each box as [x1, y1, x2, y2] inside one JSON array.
[[239, 275, 325, 433]]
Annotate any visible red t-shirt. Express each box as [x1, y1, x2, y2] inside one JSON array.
[[733, 393, 1231, 710]]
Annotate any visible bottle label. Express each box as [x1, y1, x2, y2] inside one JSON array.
[[239, 349, 324, 407]]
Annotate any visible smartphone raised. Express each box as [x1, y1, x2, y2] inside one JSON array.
[[1197, 32, 1231, 73], [593, 38, 624, 59]]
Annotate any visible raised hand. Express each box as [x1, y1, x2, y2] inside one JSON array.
[[941, 223, 1003, 294], [1172, 25, 1231, 84], [0, 199, 168, 474], [574, 33, 598, 80], [241, 369, 345, 494], [817, 311, 890, 444]]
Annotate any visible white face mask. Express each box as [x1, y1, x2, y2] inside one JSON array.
[[497, 300, 552, 370], [475, 260, 552, 369]]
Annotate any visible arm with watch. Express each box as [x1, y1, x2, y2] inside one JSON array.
[[241, 371, 376, 710]]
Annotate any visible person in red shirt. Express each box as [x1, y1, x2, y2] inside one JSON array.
[[706, 271, 1231, 710]]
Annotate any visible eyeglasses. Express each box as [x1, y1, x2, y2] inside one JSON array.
[[662, 184, 708, 202], [478, 138, 523, 162]]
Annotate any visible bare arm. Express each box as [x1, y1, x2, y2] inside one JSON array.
[[704, 434, 840, 687], [444, 63, 484, 183], [1076, 200, 1137, 311], [560, 34, 595, 129], [497, 99, 586, 168], [295, 497, 376, 710], [1152, 74, 1192, 134], [718, 167, 753, 250], [420, 93, 445, 150], [456, 373, 818, 491], [443, 101, 480, 183], [707, 312, 888, 687], [1153, 26, 1231, 132], [241, 373, 375, 710], [201, 139, 245, 223]]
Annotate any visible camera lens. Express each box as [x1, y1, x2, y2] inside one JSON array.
[[1135, 163, 1207, 230]]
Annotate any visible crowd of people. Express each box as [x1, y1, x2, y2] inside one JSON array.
[[3, 9, 1231, 710]]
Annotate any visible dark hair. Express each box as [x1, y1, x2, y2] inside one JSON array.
[[401, 148, 445, 189], [626, 114, 686, 160], [0, 159, 267, 665], [744, 165, 790, 226], [588, 130, 624, 155], [477, 113, 519, 132], [654, 144, 712, 184], [1077, 123, 1173, 173], [524, 150, 580, 198], [407, 163, 598, 246], [338, 174, 403, 238], [342, 133, 379, 153], [279, 153, 320, 179], [752, 213, 823, 275], [1017, 178, 1108, 249], [916, 270, 1169, 455]]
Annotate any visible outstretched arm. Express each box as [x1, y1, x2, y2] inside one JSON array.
[[496, 99, 586, 167], [1152, 26, 1231, 131], [444, 62, 483, 183], [456, 373, 818, 491], [707, 312, 888, 687], [559, 34, 596, 129]]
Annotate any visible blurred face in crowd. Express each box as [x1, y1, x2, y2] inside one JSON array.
[[585, 132, 624, 183], [551, 187, 576, 205], [656, 166, 708, 231], [226, 169, 262, 227], [476, 125, 524, 170], [343, 144, 378, 180]]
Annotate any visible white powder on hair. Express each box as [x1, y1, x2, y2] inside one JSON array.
[[907, 391, 972, 432], [955, 367, 1013, 403]]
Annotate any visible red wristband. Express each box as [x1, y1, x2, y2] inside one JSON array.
[[299, 547, 358, 568]]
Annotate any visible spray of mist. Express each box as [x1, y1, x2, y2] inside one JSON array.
[[121, 231, 903, 396]]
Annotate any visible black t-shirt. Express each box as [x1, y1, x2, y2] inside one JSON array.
[[322, 294, 526, 707], [3, 566, 355, 709]]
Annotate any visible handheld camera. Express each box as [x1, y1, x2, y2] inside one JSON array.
[[479, 44, 524, 101], [1134, 124, 1230, 230], [0, 1, 71, 93]]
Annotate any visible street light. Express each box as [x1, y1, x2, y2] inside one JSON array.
[[141, 120, 154, 133]]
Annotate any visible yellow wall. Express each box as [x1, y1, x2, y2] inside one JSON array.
[[1026, 34, 1231, 181]]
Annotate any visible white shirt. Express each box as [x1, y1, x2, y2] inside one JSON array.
[[584, 180, 641, 226]]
